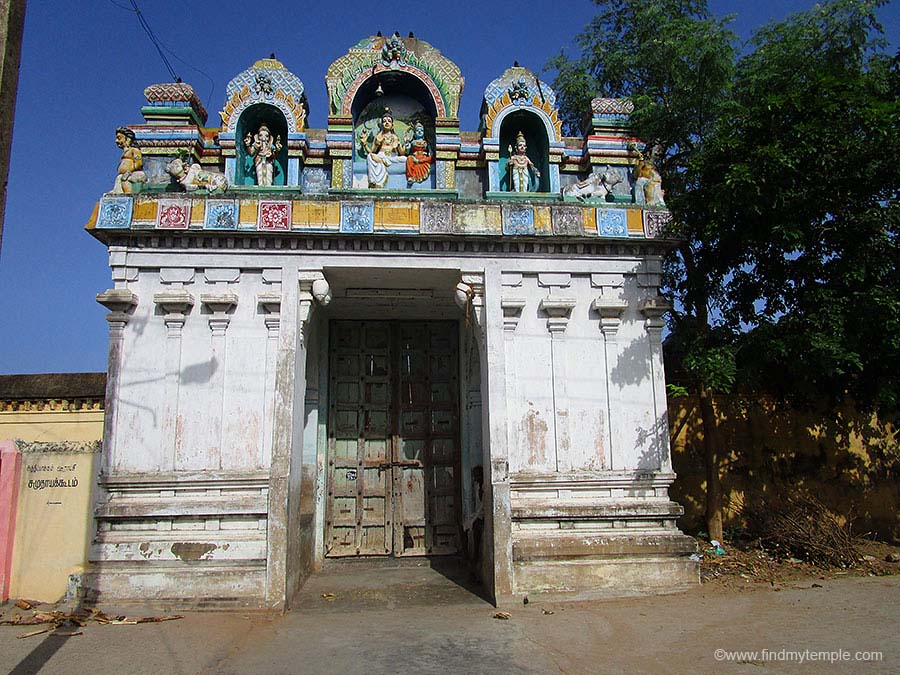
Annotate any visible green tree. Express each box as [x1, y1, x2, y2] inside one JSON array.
[[550, 0, 738, 541], [695, 0, 900, 415], [550, 0, 900, 542]]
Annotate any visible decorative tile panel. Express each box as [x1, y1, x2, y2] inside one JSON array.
[[238, 200, 258, 228], [292, 201, 340, 230], [156, 200, 191, 230], [452, 204, 502, 235], [534, 207, 552, 235], [205, 200, 238, 230], [375, 202, 419, 232], [97, 197, 133, 229], [502, 205, 535, 235], [552, 206, 583, 236], [597, 208, 628, 237], [421, 203, 453, 234], [644, 210, 673, 238], [257, 200, 291, 231], [340, 202, 374, 233], [132, 198, 158, 223]]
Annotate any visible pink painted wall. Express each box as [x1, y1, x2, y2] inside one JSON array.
[[0, 439, 22, 602]]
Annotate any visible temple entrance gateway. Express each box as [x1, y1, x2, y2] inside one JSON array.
[[326, 320, 460, 558]]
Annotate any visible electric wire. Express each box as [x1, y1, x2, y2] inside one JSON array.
[[128, 0, 179, 82], [106, 0, 216, 110]]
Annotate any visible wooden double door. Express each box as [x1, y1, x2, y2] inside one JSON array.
[[326, 321, 460, 557]]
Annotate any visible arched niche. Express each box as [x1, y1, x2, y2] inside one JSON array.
[[499, 110, 550, 193], [236, 104, 289, 187], [350, 73, 438, 190]]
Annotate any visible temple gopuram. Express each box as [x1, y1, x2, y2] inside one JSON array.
[[87, 34, 696, 608]]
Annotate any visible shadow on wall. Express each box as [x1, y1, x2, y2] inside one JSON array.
[[669, 394, 900, 542]]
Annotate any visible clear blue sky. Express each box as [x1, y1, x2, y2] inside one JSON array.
[[1, 0, 897, 374]]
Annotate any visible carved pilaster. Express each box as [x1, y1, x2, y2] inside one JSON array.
[[298, 271, 330, 348], [258, 293, 282, 337], [593, 297, 628, 470], [540, 296, 576, 335], [500, 296, 526, 333], [153, 290, 194, 470], [640, 296, 671, 330], [201, 292, 238, 336], [593, 297, 628, 336], [97, 289, 137, 337], [641, 296, 673, 472], [460, 272, 485, 329], [154, 290, 194, 336], [200, 292, 237, 463], [539, 296, 576, 472], [258, 292, 282, 468], [96, 289, 138, 472]]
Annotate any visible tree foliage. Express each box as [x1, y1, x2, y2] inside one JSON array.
[[549, 0, 735, 183], [695, 0, 900, 412], [550, 0, 900, 538], [551, 0, 899, 412]]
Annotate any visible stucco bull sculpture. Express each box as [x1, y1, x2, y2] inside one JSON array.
[[165, 157, 228, 193], [562, 171, 622, 201]]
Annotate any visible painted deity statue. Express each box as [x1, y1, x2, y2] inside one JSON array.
[[359, 108, 406, 189], [506, 131, 540, 192], [633, 144, 665, 207], [112, 127, 147, 194], [243, 124, 282, 187], [405, 122, 433, 187]]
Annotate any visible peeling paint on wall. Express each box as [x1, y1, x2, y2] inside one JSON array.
[[170, 542, 218, 561]]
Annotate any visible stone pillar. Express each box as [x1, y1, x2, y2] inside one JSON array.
[[265, 264, 298, 610], [96, 289, 138, 473], [267, 269, 330, 609], [153, 290, 194, 471], [465, 269, 513, 600], [640, 296, 673, 472], [592, 297, 627, 470]]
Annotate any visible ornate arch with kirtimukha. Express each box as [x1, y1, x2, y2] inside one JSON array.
[[219, 58, 309, 187], [221, 57, 309, 134], [325, 34, 463, 120], [325, 34, 464, 192], [481, 66, 563, 194]]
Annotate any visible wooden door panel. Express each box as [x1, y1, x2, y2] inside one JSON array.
[[327, 320, 460, 558], [394, 321, 461, 557], [327, 321, 392, 557]]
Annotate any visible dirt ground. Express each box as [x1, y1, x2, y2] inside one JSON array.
[[697, 535, 900, 589], [2, 542, 899, 674]]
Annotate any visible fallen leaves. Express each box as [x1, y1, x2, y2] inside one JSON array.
[[2, 606, 183, 638]]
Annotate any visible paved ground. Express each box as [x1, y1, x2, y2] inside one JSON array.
[[1, 560, 897, 674]]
